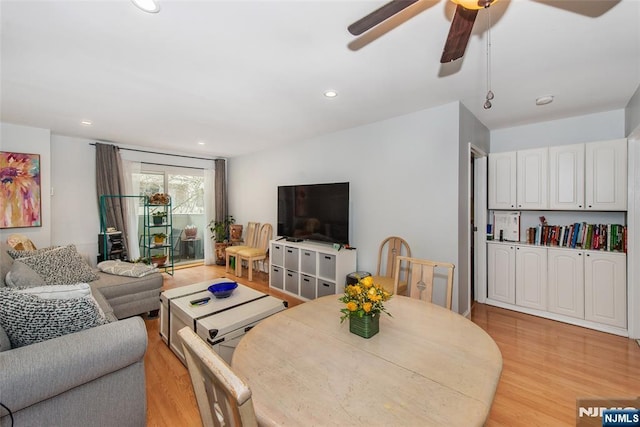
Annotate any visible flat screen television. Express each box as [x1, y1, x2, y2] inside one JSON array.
[[277, 182, 349, 245]]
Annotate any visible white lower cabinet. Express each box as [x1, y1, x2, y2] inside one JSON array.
[[488, 242, 627, 333], [584, 251, 626, 328], [487, 243, 515, 304], [548, 249, 584, 319], [515, 246, 547, 310]]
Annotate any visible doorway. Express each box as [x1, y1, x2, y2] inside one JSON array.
[[469, 145, 488, 313]]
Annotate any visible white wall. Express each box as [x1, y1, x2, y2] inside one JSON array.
[[228, 102, 465, 310], [625, 85, 640, 339], [0, 122, 52, 248], [458, 104, 490, 315], [626, 85, 640, 137], [50, 134, 100, 260], [491, 109, 626, 152]]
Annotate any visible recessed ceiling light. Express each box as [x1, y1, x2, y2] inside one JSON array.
[[198, 141, 205, 146], [131, 0, 160, 13], [324, 90, 338, 98], [535, 95, 554, 106], [81, 120, 92, 126]]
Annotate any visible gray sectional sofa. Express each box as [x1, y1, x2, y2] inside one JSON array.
[[0, 242, 163, 427]]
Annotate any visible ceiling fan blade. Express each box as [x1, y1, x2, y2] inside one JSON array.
[[440, 5, 479, 63], [348, 0, 420, 36]]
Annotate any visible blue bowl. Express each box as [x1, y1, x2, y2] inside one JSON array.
[[208, 282, 238, 299]]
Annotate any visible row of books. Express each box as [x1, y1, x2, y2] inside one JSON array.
[[525, 223, 627, 252]]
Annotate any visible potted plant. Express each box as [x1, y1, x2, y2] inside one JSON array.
[[152, 232, 167, 246], [151, 253, 167, 267], [152, 211, 167, 225], [208, 215, 235, 265], [339, 275, 392, 339]]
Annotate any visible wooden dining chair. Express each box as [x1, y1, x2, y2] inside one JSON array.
[[178, 327, 258, 427], [235, 223, 273, 281], [225, 222, 260, 274], [370, 236, 411, 295], [393, 256, 455, 310]]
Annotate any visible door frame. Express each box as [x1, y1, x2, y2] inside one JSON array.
[[469, 144, 488, 308]]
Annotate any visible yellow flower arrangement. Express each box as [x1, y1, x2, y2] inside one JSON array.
[[339, 275, 392, 322]]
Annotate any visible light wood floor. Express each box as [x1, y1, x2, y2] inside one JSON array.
[[144, 264, 640, 426]]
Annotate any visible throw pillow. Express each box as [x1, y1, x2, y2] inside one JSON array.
[[5, 260, 46, 288], [7, 245, 58, 260], [97, 260, 159, 278], [0, 287, 108, 348], [15, 283, 92, 299], [17, 245, 99, 285], [6, 234, 37, 251]]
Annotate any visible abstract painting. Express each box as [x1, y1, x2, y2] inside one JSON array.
[[0, 152, 41, 228]]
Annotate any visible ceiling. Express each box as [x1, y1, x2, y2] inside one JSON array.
[[1, 0, 639, 158]]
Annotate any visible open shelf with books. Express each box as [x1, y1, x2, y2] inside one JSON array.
[[525, 222, 627, 252]]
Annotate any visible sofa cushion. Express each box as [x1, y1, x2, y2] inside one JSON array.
[[97, 260, 159, 278], [5, 260, 46, 288], [16, 283, 92, 299], [15, 245, 99, 285], [0, 324, 10, 352], [0, 241, 13, 287], [0, 286, 108, 348]]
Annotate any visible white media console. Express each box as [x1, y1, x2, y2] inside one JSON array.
[[269, 239, 357, 301]]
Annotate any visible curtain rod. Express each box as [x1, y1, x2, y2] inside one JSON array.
[[142, 161, 203, 171], [90, 142, 220, 162]]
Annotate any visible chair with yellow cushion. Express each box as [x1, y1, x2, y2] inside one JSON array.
[[393, 256, 455, 310], [370, 236, 411, 295], [235, 223, 273, 281], [225, 222, 260, 274]]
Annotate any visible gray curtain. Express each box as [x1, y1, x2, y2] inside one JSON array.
[[214, 159, 227, 223], [96, 143, 129, 255]]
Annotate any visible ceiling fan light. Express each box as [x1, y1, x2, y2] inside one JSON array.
[[536, 95, 554, 106], [451, 0, 499, 10], [131, 0, 160, 13]]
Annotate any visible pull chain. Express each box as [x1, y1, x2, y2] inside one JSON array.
[[484, 5, 494, 109]]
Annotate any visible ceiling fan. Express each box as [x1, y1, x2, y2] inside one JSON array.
[[348, 0, 498, 63], [348, 0, 620, 63]]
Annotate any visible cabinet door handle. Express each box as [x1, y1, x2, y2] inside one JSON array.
[[324, 256, 331, 260]]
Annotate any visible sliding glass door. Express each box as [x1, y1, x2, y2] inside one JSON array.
[[137, 165, 206, 264]]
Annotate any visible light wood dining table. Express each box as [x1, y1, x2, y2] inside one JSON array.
[[232, 294, 503, 426]]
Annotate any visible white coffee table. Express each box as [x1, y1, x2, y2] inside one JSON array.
[[160, 279, 286, 364]]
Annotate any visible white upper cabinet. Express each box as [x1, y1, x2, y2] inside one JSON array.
[[492, 139, 627, 211], [488, 152, 516, 210], [549, 143, 585, 210], [585, 139, 627, 211], [517, 148, 548, 210]]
